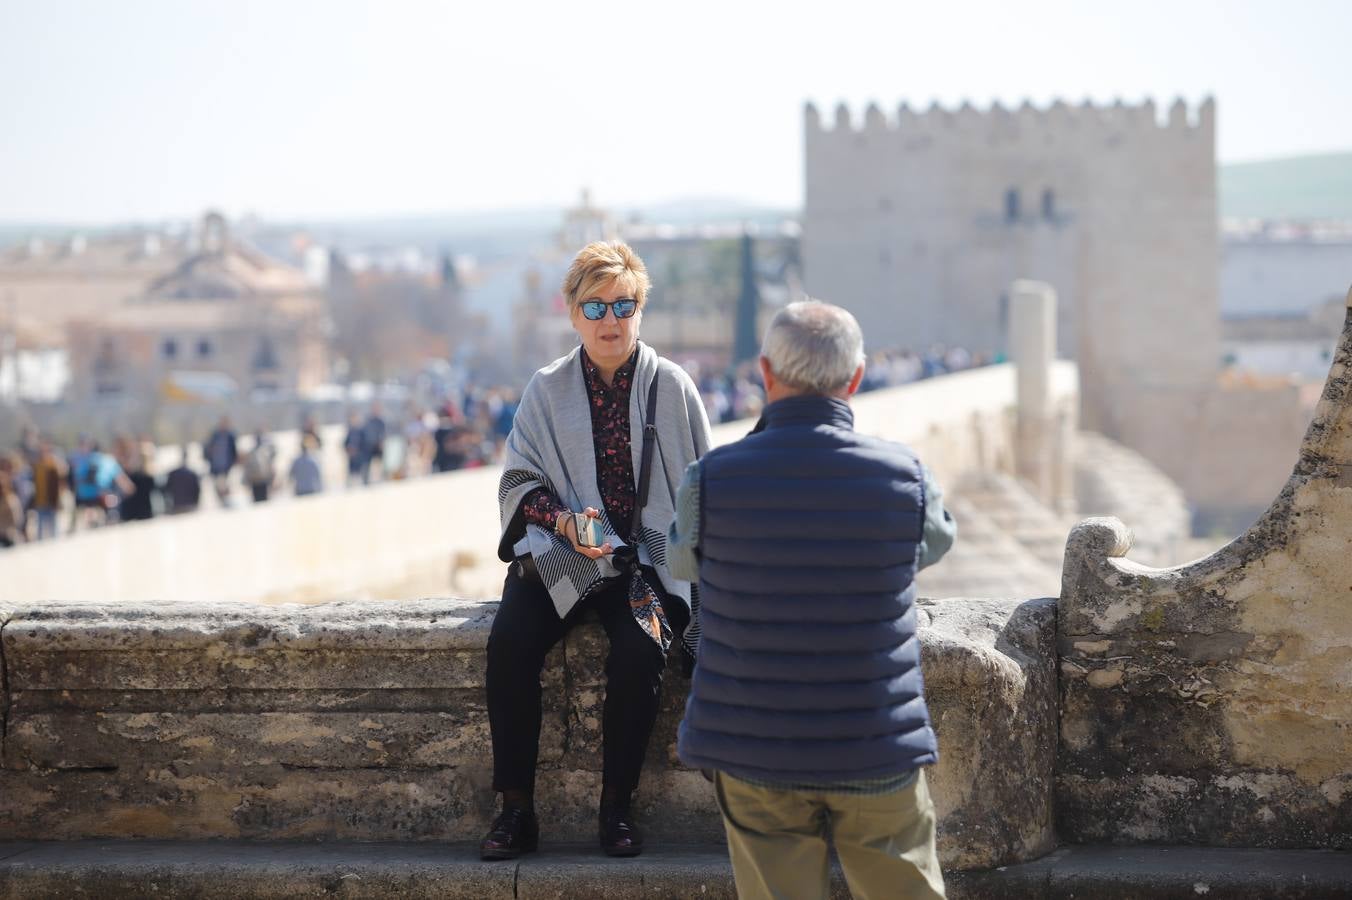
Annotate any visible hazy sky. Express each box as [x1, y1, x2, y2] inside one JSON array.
[[2, 0, 1349, 223]]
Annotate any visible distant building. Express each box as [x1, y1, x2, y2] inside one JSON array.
[[802, 98, 1220, 435], [801, 98, 1317, 533], [1215, 223, 1350, 379], [1220, 293, 1344, 381], [1221, 222, 1352, 318], [65, 212, 329, 404], [0, 229, 190, 350], [559, 189, 617, 250]]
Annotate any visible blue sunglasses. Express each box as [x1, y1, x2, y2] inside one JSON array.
[[580, 298, 638, 320]]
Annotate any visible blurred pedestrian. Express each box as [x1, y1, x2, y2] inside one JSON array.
[[362, 403, 387, 484], [119, 449, 157, 522], [204, 416, 239, 506], [9, 443, 35, 538], [30, 441, 66, 540], [69, 441, 131, 530], [343, 412, 367, 488], [243, 429, 278, 502], [290, 436, 324, 497], [0, 455, 26, 548], [164, 447, 202, 515], [301, 413, 323, 450], [16, 425, 41, 466]]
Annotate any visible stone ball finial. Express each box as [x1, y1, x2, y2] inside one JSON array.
[[1067, 517, 1134, 560]]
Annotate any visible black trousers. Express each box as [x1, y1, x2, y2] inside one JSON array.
[[486, 565, 687, 799]]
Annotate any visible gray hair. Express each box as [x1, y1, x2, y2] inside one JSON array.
[[760, 300, 865, 394]]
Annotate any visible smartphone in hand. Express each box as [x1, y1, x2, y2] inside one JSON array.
[[574, 513, 604, 548]]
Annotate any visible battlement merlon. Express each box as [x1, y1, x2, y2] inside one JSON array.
[[804, 96, 1216, 137]]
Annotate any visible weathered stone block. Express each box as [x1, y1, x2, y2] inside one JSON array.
[[2, 707, 560, 772], [0, 767, 496, 841], [3, 601, 499, 692], [1057, 296, 1352, 850], [920, 597, 1058, 870], [1058, 372, 1352, 856], [0, 595, 1057, 870]]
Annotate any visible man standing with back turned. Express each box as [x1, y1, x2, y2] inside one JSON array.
[[671, 300, 955, 899]]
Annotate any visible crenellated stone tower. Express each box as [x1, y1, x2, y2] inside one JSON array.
[[802, 97, 1220, 439]]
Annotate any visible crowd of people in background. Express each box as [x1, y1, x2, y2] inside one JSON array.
[[0, 346, 984, 549], [0, 384, 520, 547], [694, 345, 992, 424]]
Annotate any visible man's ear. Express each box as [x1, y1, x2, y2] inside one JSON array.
[[758, 355, 776, 393], [844, 362, 865, 397]]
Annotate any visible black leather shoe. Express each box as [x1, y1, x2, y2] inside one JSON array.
[[599, 807, 645, 857], [480, 806, 539, 860]]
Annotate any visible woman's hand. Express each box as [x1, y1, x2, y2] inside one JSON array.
[[556, 507, 612, 560]]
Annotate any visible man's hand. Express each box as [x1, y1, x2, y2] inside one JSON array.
[[557, 507, 612, 560]]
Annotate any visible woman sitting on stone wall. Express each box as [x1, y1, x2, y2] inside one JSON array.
[[484, 240, 711, 859]]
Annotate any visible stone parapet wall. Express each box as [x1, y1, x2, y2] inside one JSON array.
[[0, 362, 1079, 607], [0, 596, 1056, 871], [0, 462, 505, 606], [1056, 292, 1352, 849]]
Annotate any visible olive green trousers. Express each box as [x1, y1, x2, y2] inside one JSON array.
[[713, 769, 946, 900]]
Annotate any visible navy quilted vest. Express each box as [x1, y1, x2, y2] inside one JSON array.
[[677, 394, 938, 783]]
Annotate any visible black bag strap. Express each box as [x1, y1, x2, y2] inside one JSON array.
[[630, 371, 660, 547]]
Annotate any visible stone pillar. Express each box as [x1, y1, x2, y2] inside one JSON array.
[[1010, 280, 1059, 507]]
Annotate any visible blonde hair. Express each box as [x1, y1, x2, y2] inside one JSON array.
[[562, 241, 651, 312]]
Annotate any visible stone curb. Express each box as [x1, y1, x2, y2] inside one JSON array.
[[0, 841, 1348, 899]]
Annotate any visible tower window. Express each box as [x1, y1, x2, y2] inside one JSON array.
[[1042, 189, 1056, 220], [252, 336, 279, 371], [1004, 188, 1021, 223], [94, 338, 119, 373], [162, 338, 178, 360], [197, 339, 213, 359]]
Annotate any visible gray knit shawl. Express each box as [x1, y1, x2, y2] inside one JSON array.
[[498, 342, 712, 637]]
